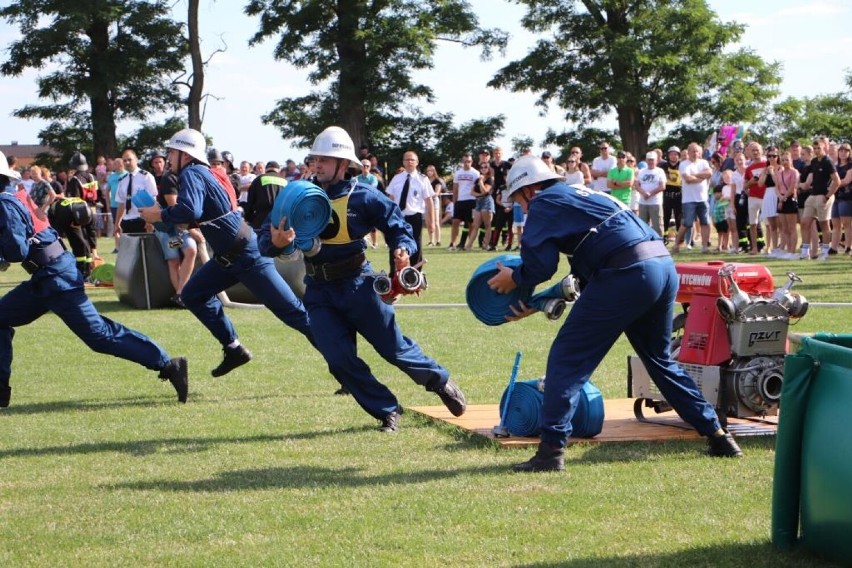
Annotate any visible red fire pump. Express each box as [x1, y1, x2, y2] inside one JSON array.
[[629, 261, 808, 421]]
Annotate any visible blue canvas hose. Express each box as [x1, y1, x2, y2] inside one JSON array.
[[270, 180, 332, 252], [466, 255, 535, 326], [466, 255, 569, 326], [496, 352, 523, 434], [498, 380, 605, 438]]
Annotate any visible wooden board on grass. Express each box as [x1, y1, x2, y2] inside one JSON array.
[[409, 398, 777, 448]]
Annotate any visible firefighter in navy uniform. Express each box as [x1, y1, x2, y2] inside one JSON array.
[[65, 152, 101, 263], [487, 155, 742, 472], [0, 151, 188, 407], [139, 128, 316, 377], [258, 126, 467, 432]]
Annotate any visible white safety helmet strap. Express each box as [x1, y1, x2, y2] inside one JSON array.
[[308, 126, 361, 168], [506, 155, 565, 196], [166, 128, 209, 166]]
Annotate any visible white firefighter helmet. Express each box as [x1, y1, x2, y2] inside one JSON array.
[[0, 150, 21, 180], [506, 155, 565, 196], [166, 128, 209, 165], [308, 126, 361, 167]]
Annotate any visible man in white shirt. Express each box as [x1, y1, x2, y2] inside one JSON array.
[[114, 148, 158, 235], [634, 152, 666, 236], [449, 153, 479, 250], [673, 143, 712, 253], [385, 151, 434, 268], [590, 141, 616, 193]]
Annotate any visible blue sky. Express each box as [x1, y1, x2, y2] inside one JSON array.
[[0, 0, 848, 163]]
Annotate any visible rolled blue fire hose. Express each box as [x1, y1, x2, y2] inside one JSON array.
[[466, 255, 572, 326], [270, 180, 332, 252], [498, 380, 604, 438]]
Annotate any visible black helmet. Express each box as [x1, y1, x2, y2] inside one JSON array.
[[207, 148, 224, 164], [221, 151, 235, 166], [51, 197, 93, 229], [69, 152, 88, 172], [149, 149, 167, 161]]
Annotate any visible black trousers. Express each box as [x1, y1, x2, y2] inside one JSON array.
[[120, 218, 147, 234], [663, 192, 682, 232]]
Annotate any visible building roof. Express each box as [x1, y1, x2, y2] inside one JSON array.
[[0, 143, 57, 160]]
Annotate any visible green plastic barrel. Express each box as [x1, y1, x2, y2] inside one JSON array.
[[772, 333, 852, 564]]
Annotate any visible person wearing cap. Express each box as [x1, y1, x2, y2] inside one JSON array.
[[486, 155, 743, 472], [259, 125, 467, 432], [633, 151, 666, 236], [139, 128, 314, 377], [0, 150, 189, 407], [243, 161, 287, 231], [660, 146, 683, 241], [478, 148, 491, 165], [606, 151, 635, 205], [721, 140, 744, 172]]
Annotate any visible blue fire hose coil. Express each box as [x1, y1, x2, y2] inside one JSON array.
[[270, 180, 332, 252], [466, 255, 573, 326], [498, 380, 604, 438]]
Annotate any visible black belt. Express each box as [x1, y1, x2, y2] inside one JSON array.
[[214, 221, 253, 268], [22, 240, 66, 274], [602, 240, 669, 270], [305, 253, 366, 282]]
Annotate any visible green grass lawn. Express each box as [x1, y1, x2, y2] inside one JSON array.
[[0, 236, 847, 566]]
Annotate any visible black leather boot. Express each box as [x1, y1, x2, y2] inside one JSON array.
[[513, 442, 565, 472]]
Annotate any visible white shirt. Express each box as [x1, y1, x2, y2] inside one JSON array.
[[453, 167, 480, 201], [678, 159, 711, 204], [238, 174, 256, 203], [564, 170, 585, 186], [591, 155, 616, 191], [115, 167, 158, 220], [732, 170, 746, 195], [636, 166, 666, 205], [386, 170, 434, 215]]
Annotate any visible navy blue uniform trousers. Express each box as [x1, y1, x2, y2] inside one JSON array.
[[540, 256, 722, 447], [180, 241, 312, 346], [0, 277, 170, 384], [304, 266, 448, 420]]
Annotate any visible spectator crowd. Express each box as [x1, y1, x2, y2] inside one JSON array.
[[4, 132, 849, 284]]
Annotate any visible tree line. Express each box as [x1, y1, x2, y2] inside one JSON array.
[[2, 1, 849, 172]]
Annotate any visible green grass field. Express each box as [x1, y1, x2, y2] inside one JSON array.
[[0, 236, 847, 567]]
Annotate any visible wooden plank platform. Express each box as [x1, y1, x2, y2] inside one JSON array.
[[409, 398, 777, 448]]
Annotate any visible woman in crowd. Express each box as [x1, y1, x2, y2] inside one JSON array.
[[568, 146, 592, 186], [465, 162, 495, 251], [758, 146, 781, 255], [424, 164, 445, 247], [830, 143, 852, 254], [776, 151, 800, 258], [563, 154, 585, 185]]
